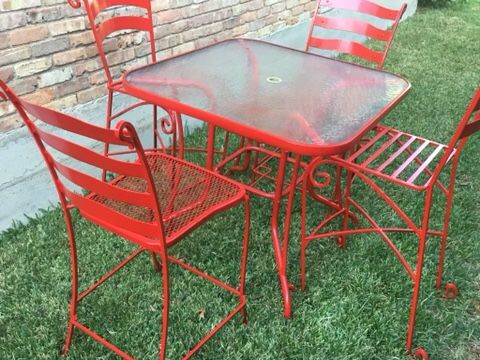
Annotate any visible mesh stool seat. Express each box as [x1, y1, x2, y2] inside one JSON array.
[[91, 153, 244, 245]]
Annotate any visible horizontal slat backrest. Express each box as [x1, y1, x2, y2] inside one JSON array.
[[95, 16, 152, 43], [86, 0, 151, 18], [81, 0, 156, 84], [429, 89, 480, 183], [306, 0, 406, 69], [0, 79, 166, 245], [308, 37, 384, 65], [457, 89, 480, 140], [321, 0, 401, 20], [313, 16, 391, 41]]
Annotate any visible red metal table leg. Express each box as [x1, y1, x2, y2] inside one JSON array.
[[206, 123, 216, 170], [270, 151, 301, 318]]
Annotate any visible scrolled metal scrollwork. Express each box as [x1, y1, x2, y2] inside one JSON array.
[[67, 0, 81, 9], [160, 113, 177, 136]]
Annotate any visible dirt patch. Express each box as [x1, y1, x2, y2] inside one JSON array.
[[469, 342, 480, 360]]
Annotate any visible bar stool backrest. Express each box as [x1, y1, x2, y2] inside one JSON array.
[[0, 80, 167, 250], [430, 88, 480, 182], [306, 0, 406, 69], [71, 0, 157, 86]]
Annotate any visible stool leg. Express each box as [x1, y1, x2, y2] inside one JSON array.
[[158, 255, 170, 360], [337, 169, 353, 248], [406, 191, 433, 356], [239, 196, 251, 324], [435, 168, 458, 298], [102, 89, 114, 182], [63, 208, 78, 355]]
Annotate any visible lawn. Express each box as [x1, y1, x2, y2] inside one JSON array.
[[1, 3, 479, 359]]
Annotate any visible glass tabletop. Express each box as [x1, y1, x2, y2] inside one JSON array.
[[124, 39, 410, 155]]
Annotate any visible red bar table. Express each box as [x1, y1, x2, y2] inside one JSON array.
[[123, 38, 411, 318]]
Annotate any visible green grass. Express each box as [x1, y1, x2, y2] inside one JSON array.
[[1, 3, 480, 359]]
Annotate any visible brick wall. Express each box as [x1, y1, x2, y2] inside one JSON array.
[[0, 0, 315, 133]]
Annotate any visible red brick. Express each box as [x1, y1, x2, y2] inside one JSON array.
[[169, 0, 193, 8], [8, 25, 49, 46], [102, 38, 119, 53], [105, 48, 135, 66], [0, 66, 14, 83], [0, 11, 27, 32], [135, 43, 153, 58], [49, 17, 86, 36], [15, 57, 52, 77], [23, 88, 55, 105], [291, 5, 304, 16], [0, 100, 15, 117], [26, 5, 64, 24], [88, 70, 108, 86], [171, 41, 195, 55], [8, 77, 38, 95], [31, 37, 70, 57], [232, 3, 248, 16], [155, 34, 181, 51], [265, 14, 278, 25], [155, 10, 182, 25], [257, 7, 271, 18], [151, 1, 171, 12], [248, 0, 263, 11], [0, 33, 9, 50], [55, 76, 90, 97], [77, 85, 107, 104], [0, 113, 22, 133], [72, 59, 102, 76], [69, 31, 95, 47], [53, 47, 95, 66], [0, 46, 31, 66], [0, 0, 41, 11], [48, 94, 77, 110], [38, 67, 73, 88], [231, 24, 249, 37], [271, 2, 286, 13]]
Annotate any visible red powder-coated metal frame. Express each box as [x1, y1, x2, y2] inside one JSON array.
[[305, 0, 407, 69], [0, 80, 250, 359], [300, 89, 480, 358], [67, 0, 227, 170], [122, 39, 411, 318]]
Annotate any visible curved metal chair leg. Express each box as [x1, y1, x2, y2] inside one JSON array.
[[63, 207, 78, 356]]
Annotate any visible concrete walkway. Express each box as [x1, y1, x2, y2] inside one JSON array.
[[0, 0, 416, 231]]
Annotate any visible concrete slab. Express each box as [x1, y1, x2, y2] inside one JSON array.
[[0, 0, 416, 231]]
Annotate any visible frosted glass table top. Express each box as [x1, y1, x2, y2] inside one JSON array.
[[124, 39, 410, 156]]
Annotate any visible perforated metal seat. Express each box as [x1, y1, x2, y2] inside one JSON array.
[[91, 153, 244, 243]]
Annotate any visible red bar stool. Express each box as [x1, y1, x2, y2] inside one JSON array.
[[300, 89, 480, 358], [68, 0, 227, 171], [0, 79, 250, 359], [306, 0, 407, 69]]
